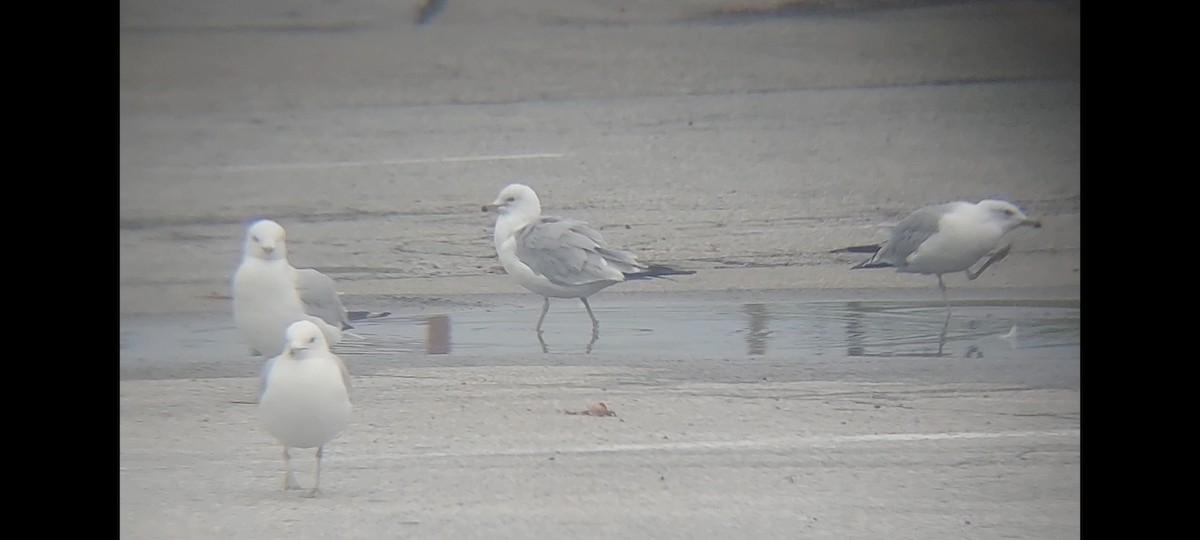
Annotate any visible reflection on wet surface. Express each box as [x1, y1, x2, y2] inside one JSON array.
[[425, 314, 451, 355], [357, 299, 1078, 361], [121, 296, 1079, 375]]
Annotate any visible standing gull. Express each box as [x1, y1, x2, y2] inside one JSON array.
[[482, 184, 694, 337], [852, 199, 1042, 305], [233, 219, 349, 357], [258, 320, 353, 497]]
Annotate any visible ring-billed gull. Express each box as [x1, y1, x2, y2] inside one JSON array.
[[257, 320, 352, 497], [852, 199, 1042, 304], [482, 183, 695, 336], [233, 219, 349, 357]]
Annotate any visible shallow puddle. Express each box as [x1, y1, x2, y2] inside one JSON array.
[[338, 298, 1078, 360], [120, 294, 1079, 379]]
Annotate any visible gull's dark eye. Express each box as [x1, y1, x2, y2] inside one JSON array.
[[1005, 209, 1015, 216], [251, 235, 259, 242], [309, 336, 317, 344], [506, 197, 515, 203]]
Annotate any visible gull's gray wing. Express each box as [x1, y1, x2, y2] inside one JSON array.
[[873, 203, 964, 268], [514, 216, 645, 286], [333, 353, 352, 401], [257, 355, 280, 402], [295, 268, 352, 330]]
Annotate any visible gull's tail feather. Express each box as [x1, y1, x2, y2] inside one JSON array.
[[624, 265, 697, 281]]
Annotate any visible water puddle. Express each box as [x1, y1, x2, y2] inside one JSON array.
[[336, 298, 1078, 360], [121, 294, 1079, 379]]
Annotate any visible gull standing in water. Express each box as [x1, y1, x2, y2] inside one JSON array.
[[852, 199, 1042, 305], [851, 198, 1042, 354], [482, 184, 694, 342], [233, 219, 351, 357]]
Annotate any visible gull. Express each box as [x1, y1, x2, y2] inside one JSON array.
[[482, 183, 694, 337], [257, 320, 353, 497], [852, 199, 1042, 307], [232, 219, 350, 357]]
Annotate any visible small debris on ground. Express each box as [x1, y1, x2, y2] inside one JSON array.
[[564, 402, 617, 417]]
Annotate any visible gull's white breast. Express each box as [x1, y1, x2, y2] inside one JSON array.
[[258, 356, 351, 449], [234, 260, 342, 355]]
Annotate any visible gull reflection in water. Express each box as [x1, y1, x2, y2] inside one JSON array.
[[537, 328, 598, 354], [743, 303, 770, 356], [844, 301, 951, 358]]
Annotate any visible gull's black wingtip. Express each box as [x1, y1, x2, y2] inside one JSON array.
[[850, 260, 893, 270], [625, 265, 697, 280], [831, 244, 884, 254], [347, 310, 393, 323], [835, 244, 890, 270]]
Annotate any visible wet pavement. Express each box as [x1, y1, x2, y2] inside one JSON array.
[[120, 287, 1080, 540], [120, 288, 1079, 381]]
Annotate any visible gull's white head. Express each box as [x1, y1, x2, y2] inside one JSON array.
[[482, 184, 542, 221], [243, 219, 288, 261], [284, 320, 328, 358], [977, 200, 1042, 231]]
